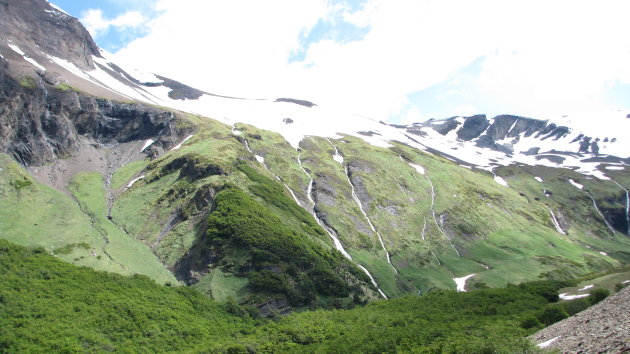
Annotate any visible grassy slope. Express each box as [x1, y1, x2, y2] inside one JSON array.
[[68, 171, 175, 284], [111, 117, 372, 302], [230, 122, 629, 295]]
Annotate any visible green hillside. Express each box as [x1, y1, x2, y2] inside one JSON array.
[[2, 238, 603, 352]]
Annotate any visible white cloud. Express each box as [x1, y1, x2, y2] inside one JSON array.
[[82, 9, 147, 37], [112, 0, 630, 122]]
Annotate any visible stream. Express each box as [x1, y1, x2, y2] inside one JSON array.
[[424, 172, 461, 257], [545, 205, 566, 235], [326, 137, 398, 274], [296, 150, 388, 298], [587, 194, 616, 235], [612, 180, 629, 236]]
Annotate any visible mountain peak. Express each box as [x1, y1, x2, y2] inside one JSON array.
[[0, 0, 100, 71]]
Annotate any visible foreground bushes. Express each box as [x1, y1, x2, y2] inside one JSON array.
[[0, 238, 567, 352]]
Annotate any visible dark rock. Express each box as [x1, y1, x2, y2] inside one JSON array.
[[160, 154, 226, 180], [456, 114, 489, 141], [282, 118, 293, 124], [432, 118, 460, 136], [525, 147, 540, 155], [274, 98, 316, 108], [0, 69, 186, 166], [357, 131, 381, 137], [0, 0, 100, 70]]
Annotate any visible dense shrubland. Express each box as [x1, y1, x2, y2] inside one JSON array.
[[1, 238, 613, 352]]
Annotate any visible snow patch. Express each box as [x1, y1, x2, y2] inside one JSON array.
[[569, 179, 584, 190], [494, 176, 509, 187], [7, 42, 25, 56], [605, 165, 625, 171], [7, 42, 46, 71], [577, 284, 594, 292], [126, 175, 145, 189], [255, 155, 265, 163], [559, 293, 589, 300], [537, 336, 560, 348], [453, 274, 475, 292], [47, 2, 69, 15], [170, 135, 193, 151], [535, 176, 543, 183], [409, 163, 425, 174], [622, 280, 630, 284], [140, 139, 155, 152], [600, 251, 608, 256]]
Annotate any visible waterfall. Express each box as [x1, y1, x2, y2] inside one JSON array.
[[421, 218, 427, 241], [588, 194, 616, 234], [612, 180, 629, 236], [425, 174, 460, 257], [431, 251, 441, 265], [297, 151, 388, 298], [343, 165, 399, 274], [545, 206, 566, 235]]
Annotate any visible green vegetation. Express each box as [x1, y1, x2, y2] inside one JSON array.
[[67, 171, 176, 284], [54, 82, 75, 91], [110, 159, 150, 190], [205, 182, 370, 306], [18, 77, 36, 89], [2, 238, 595, 352], [589, 288, 610, 305]]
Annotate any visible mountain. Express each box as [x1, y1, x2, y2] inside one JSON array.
[[1, 0, 630, 311]]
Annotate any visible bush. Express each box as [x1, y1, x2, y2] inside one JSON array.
[[589, 288, 610, 305], [537, 306, 568, 326], [520, 316, 541, 329], [561, 298, 589, 315], [614, 282, 628, 293], [249, 271, 290, 294]]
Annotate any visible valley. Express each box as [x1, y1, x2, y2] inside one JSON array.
[[0, 0, 629, 351]]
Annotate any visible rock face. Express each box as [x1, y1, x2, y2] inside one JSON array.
[[530, 286, 630, 352], [0, 70, 181, 166], [0, 0, 100, 70], [412, 114, 601, 155]]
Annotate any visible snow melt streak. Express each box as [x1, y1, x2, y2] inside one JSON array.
[[545, 206, 566, 235], [344, 165, 398, 274], [297, 154, 387, 298]]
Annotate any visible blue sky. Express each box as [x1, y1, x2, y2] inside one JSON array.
[[51, 0, 158, 52], [51, 1, 630, 124]]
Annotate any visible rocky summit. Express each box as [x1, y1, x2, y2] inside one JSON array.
[[1, 0, 630, 351]]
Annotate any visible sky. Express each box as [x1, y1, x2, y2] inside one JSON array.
[[51, 0, 630, 124]]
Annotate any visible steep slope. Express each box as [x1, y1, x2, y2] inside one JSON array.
[[531, 286, 630, 352], [0, 0, 629, 305]]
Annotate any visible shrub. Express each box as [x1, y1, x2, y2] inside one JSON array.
[[614, 282, 628, 293], [589, 288, 610, 305], [561, 298, 589, 315], [249, 271, 290, 294], [537, 306, 568, 326], [519, 316, 541, 329]]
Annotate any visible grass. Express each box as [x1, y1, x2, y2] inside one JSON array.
[[68, 171, 176, 284], [54, 83, 75, 91], [110, 159, 150, 190], [0, 154, 117, 271], [18, 77, 36, 89]]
